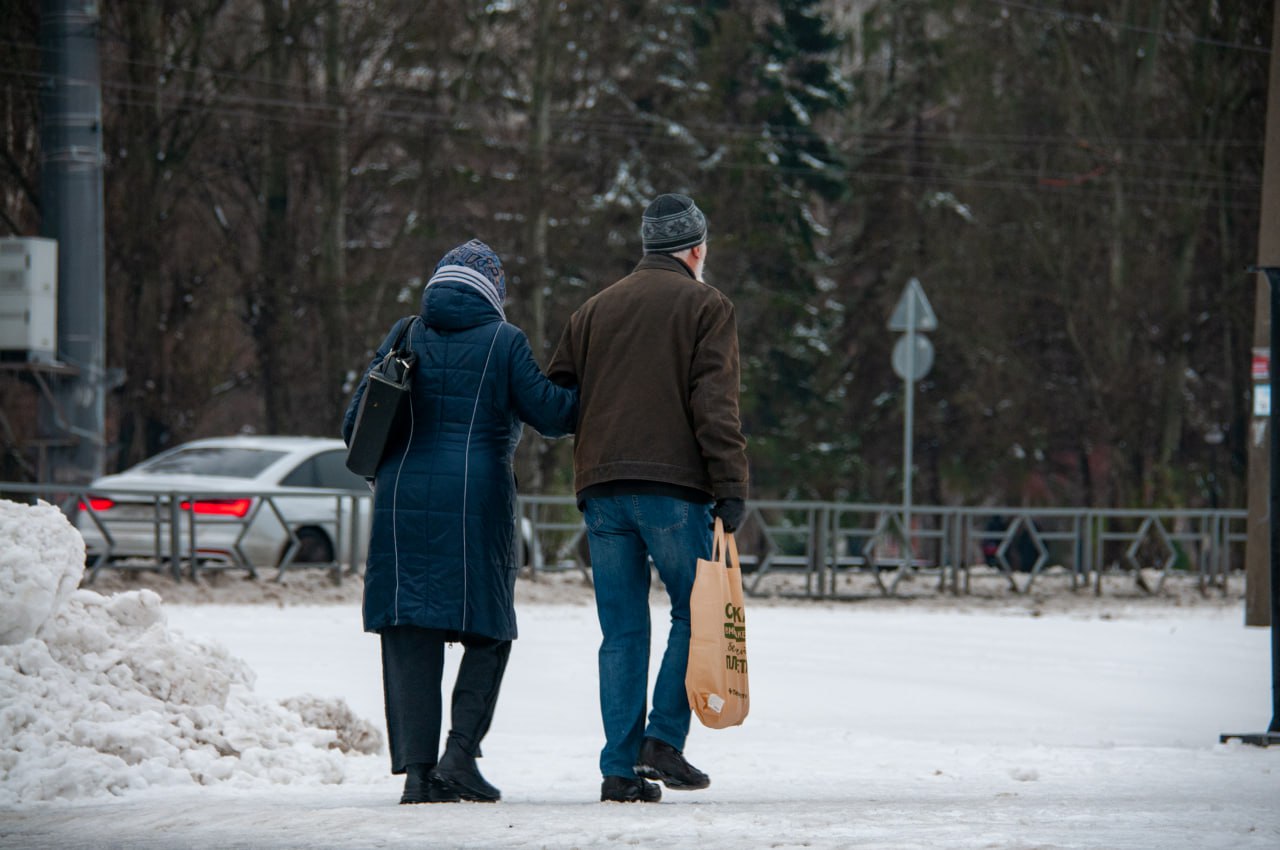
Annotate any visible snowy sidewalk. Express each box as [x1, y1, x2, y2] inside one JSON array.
[[4, 602, 1278, 850]]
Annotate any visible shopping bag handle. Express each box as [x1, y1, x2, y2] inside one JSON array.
[[710, 516, 740, 571]]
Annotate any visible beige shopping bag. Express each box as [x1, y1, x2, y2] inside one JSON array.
[[686, 517, 749, 728]]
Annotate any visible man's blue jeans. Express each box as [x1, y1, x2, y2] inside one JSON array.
[[582, 494, 713, 778]]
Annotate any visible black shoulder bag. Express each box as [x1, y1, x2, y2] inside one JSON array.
[[345, 317, 419, 477]]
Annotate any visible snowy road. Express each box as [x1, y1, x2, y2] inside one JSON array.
[[3, 602, 1278, 849]]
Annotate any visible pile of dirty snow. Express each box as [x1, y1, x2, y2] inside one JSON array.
[[0, 499, 381, 804]]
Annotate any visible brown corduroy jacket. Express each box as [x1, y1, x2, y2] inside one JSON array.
[[548, 253, 749, 501]]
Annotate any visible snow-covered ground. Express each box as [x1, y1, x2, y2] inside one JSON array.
[[2, 500, 1278, 849]]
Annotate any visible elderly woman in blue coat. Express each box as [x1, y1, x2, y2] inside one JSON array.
[[343, 240, 577, 804]]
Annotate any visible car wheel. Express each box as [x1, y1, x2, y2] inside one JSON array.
[[287, 527, 334, 565]]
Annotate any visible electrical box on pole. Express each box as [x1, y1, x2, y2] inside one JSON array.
[[0, 237, 58, 363]]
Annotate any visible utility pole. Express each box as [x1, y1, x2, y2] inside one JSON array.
[[1224, 266, 1280, 745], [1245, 0, 1280, 629], [39, 0, 106, 483], [1222, 0, 1280, 747]]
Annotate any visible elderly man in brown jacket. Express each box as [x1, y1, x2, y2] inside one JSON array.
[[549, 193, 749, 804]]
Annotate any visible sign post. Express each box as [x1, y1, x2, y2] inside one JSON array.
[[888, 278, 937, 574]]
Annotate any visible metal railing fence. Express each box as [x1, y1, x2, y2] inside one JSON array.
[[1, 483, 1247, 598], [0, 482, 367, 583], [515, 497, 1247, 600]]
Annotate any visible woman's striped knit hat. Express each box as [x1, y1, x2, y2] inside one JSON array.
[[429, 239, 506, 314]]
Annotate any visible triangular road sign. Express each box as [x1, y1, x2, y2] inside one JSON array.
[[888, 277, 938, 332]]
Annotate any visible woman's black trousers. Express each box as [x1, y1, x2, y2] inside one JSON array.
[[379, 625, 512, 774]]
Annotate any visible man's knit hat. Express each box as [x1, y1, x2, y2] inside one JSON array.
[[641, 194, 707, 254], [433, 239, 506, 301]]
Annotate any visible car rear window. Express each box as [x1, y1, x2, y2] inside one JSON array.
[[138, 447, 287, 478], [280, 450, 369, 491]]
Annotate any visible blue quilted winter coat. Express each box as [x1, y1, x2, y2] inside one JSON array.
[[342, 280, 577, 640]]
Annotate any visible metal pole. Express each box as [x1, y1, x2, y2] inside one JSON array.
[[1269, 270, 1280, 734], [903, 295, 916, 567], [39, 0, 106, 483], [169, 492, 182, 582], [349, 495, 363, 575]]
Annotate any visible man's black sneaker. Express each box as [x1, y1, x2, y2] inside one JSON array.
[[431, 748, 501, 803], [400, 763, 461, 804], [634, 737, 710, 790], [601, 775, 662, 803]]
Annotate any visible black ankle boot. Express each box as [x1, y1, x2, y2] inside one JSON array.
[[400, 763, 460, 804], [601, 775, 662, 803], [431, 745, 501, 802], [634, 737, 710, 790]]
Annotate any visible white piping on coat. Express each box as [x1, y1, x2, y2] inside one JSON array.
[[460, 324, 503, 634]]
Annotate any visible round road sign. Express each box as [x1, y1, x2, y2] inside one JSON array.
[[892, 334, 934, 381]]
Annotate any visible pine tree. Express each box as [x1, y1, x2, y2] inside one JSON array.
[[688, 0, 851, 496]]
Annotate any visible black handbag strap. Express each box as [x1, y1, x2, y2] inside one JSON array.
[[390, 315, 419, 354]]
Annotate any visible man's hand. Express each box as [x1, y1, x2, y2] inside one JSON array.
[[711, 498, 746, 533]]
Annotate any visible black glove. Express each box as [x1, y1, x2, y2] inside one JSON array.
[[711, 498, 746, 534]]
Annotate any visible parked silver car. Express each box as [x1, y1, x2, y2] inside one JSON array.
[[76, 435, 371, 574]]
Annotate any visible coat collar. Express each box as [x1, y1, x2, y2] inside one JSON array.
[[634, 252, 697, 280]]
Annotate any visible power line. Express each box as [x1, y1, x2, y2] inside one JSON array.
[[4, 68, 1262, 206], [4, 29, 1266, 215], [3, 14, 1270, 163], [5, 62, 1263, 158], [5, 75, 1261, 192], [2, 2, 1269, 144], [87, 102, 1274, 210], [88, 87, 1269, 191], [980, 0, 1272, 55]]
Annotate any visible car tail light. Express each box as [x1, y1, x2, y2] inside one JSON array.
[[78, 496, 115, 512], [180, 498, 253, 517]]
